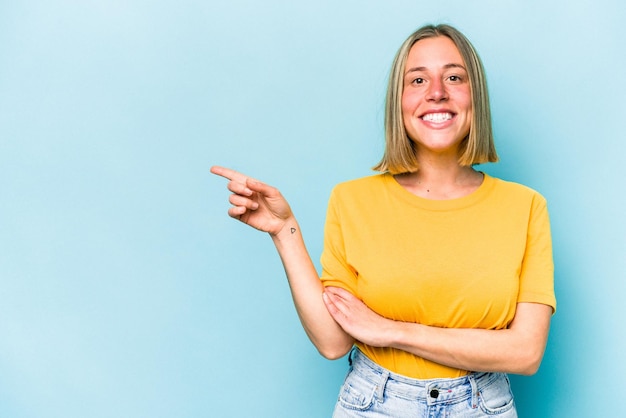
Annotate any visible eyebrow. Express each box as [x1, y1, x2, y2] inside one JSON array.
[[405, 63, 467, 76]]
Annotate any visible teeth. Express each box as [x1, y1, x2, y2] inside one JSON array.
[[422, 112, 452, 122]]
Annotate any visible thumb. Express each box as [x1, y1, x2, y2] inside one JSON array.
[[246, 178, 280, 198]]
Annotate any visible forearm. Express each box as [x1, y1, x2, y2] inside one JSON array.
[[210, 167, 352, 356], [387, 303, 552, 375], [271, 219, 355, 359], [325, 287, 552, 375], [391, 325, 537, 375]]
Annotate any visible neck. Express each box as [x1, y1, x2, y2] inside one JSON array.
[[394, 161, 483, 200]]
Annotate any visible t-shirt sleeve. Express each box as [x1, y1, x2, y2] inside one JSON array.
[[518, 193, 557, 312], [320, 186, 358, 295]]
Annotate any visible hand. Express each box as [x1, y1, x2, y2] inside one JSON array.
[[322, 287, 395, 348], [211, 165, 293, 235]]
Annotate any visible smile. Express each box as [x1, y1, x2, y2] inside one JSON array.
[[421, 112, 453, 123]]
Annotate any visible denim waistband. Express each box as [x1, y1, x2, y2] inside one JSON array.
[[349, 347, 503, 407]]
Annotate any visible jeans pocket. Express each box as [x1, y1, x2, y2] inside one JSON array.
[[337, 371, 377, 411], [477, 374, 516, 415]]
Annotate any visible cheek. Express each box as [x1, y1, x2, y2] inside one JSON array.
[[454, 90, 473, 124], [401, 91, 418, 116], [458, 89, 473, 112], [464, 101, 473, 124]]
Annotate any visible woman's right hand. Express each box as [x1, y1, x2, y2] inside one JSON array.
[[212, 166, 355, 359], [210, 165, 293, 236]]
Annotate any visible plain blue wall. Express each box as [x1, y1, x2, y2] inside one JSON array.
[[1, 0, 624, 416]]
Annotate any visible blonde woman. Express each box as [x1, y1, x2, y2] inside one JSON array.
[[212, 24, 555, 417]]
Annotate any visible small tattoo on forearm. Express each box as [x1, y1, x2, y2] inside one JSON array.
[[290, 228, 296, 234]]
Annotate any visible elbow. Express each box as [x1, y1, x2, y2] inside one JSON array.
[[317, 342, 354, 361], [512, 349, 545, 376], [516, 362, 540, 376]]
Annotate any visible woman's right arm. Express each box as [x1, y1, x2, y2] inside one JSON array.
[[210, 166, 355, 359]]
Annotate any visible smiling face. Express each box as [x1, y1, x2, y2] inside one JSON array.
[[401, 36, 472, 159]]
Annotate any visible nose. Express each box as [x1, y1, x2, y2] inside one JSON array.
[[427, 78, 448, 102]]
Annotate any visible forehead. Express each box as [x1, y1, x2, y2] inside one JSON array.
[[405, 36, 465, 70]]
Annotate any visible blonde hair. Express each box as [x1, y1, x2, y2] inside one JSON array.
[[373, 24, 498, 174]]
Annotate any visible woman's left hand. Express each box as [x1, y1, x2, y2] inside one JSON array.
[[322, 287, 395, 348]]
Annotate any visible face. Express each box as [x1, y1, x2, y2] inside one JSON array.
[[401, 36, 472, 158]]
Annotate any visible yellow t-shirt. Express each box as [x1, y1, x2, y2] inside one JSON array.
[[320, 173, 556, 379]]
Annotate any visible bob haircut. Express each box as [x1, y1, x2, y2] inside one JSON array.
[[373, 24, 498, 174]]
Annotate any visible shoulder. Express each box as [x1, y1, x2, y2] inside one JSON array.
[[326, 173, 390, 211], [331, 173, 389, 196], [488, 175, 547, 204]]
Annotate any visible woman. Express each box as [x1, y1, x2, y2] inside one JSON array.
[[211, 24, 555, 417]]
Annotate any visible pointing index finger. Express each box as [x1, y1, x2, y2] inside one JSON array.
[[210, 165, 249, 183]]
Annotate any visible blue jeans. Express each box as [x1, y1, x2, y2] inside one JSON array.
[[332, 348, 517, 417]]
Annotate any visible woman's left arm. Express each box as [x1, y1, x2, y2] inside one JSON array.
[[323, 287, 552, 375]]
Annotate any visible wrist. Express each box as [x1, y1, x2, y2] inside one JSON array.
[[270, 217, 299, 241], [388, 320, 420, 351]]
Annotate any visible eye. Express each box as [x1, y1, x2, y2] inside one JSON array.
[[447, 75, 464, 83], [411, 77, 425, 85]]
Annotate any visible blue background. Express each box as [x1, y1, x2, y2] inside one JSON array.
[[1, 0, 624, 416]]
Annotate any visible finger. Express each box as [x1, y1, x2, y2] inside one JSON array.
[[229, 194, 259, 210], [325, 286, 355, 301], [228, 202, 253, 221], [322, 292, 344, 320], [211, 166, 278, 198], [227, 180, 254, 197], [323, 290, 351, 314], [210, 165, 252, 184], [227, 206, 243, 218], [244, 178, 278, 197]]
